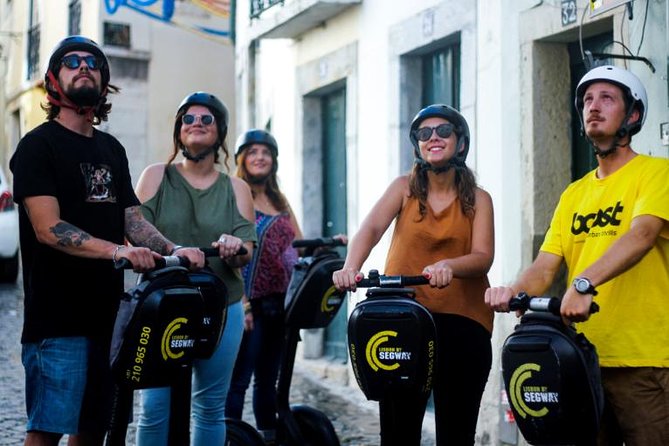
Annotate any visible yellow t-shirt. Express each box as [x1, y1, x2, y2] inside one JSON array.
[[541, 155, 669, 367]]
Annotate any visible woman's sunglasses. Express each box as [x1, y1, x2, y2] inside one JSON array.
[[60, 55, 102, 71], [413, 123, 455, 142], [182, 114, 215, 126]]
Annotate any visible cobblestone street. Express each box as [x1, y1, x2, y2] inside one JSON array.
[[0, 275, 436, 445]]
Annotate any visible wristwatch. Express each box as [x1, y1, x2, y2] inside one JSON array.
[[572, 277, 598, 296]]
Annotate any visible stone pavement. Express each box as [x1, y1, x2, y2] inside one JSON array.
[[0, 275, 436, 446]]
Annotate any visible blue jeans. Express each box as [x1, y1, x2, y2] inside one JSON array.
[[226, 293, 285, 431], [23, 336, 112, 435], [136, 300, 244, 446]]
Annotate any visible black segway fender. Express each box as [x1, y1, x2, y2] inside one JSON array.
[[501, 312, 604, 445], [284, 254, 346, 329], [290, 404, 340, 446], [347, 288, 437, 401]]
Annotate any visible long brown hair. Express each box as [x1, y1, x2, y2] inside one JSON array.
[[408, 161, 478, 219], [235, 147, 289, 212]]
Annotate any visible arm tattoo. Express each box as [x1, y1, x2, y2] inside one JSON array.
[[124, 206, 170, 254], [50, 222, 92, 247]]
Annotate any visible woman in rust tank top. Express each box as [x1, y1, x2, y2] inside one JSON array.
[[333, 104, 495, 446]]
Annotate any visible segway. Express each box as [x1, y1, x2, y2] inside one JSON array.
[[346, 270, 434, 402], [274, 237, 347, 446], [105, 248, 264, 446], [501, 293, 603, 445]]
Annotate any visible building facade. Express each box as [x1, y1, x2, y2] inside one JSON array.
[[234, 0, 668, 444], [0, 0, 237, 181]]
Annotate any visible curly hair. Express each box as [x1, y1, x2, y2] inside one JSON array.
[[42, 83, 120, 124]]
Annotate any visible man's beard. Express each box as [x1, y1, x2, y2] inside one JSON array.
[[66, 85, 101, 107]]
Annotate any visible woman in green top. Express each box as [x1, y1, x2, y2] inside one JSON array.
[[134, 92, 257, 445]]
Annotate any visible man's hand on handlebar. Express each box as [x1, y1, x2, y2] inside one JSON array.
[[561, 286, 594, 323], [332, 267, 363, 292], [169, 247, 206, 270], [484, 286, 518, 314]]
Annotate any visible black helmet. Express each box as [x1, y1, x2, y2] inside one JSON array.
[[409, 104, 470, 164], [177, 91, 229, 138], [46, 35, 110, 90], [235, 129, 278, 164]]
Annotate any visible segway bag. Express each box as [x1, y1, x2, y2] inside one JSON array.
[[284, 252, 346, 329], [501, 312, 604, 445], [347, 289, 437, 401], [110, 266, 205, 389], [187, 268, 228, 358]]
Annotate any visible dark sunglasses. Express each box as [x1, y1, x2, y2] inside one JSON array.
[[60, 54, 102, 70], [182, 114, 215, 126], [413, 123, 455, 142]]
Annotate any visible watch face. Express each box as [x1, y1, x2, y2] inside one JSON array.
[[574, 278, 589, 293]]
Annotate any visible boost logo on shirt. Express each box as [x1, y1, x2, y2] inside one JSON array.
[[80, 163, 117, 203], [570, 201, 623, 235]]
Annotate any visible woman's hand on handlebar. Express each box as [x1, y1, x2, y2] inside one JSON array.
[[484, 286, 517, 313], [422, 260, 453, 289], [332, 267, 363, 292], [213, 234, 244, 259]]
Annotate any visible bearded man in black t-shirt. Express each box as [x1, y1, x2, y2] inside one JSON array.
[[10, 36, 205, 446]]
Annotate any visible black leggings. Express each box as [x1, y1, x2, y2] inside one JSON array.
[[379, 313, 492, 446]]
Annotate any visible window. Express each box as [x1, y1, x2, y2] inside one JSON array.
[[26, 0, 40, 80], [421, 42, 460, 109], [69, 0, 81, 35], [104, 22, 131, 48]]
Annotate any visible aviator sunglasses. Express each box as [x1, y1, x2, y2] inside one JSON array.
[[182, 114, 215, 126], [413, 123, 455, 142], [60, 54, 102, 70]]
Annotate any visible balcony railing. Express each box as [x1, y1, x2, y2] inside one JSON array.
[[250, 0, 285, 19]]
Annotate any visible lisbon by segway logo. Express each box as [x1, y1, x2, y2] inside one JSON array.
[[365, 330, 412, 371], [508, 363, 559, 419], [161, 317, 195, 360], [320, 285, 344, 313]]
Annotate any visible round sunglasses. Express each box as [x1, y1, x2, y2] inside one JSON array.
[[60, 55, 102, 71], [182, 114, 215, 126], [413, 123, 455, 142]]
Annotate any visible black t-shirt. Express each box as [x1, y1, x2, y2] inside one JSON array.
[[10, 120, 140, 343]]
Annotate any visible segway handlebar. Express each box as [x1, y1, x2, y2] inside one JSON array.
[[291, 237, 346, 249], [114, 246, 248, 270], [356, 269, 429, 288], [509, 292, 599, 316]]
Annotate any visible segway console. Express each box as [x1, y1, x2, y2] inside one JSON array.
[[347, 270, 435, 401], [501, 293, 603, 445]]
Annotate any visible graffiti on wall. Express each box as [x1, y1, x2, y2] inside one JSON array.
[[104, 0, 232, 43]]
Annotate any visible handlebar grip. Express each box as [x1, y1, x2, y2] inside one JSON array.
[[356, 278, 377, 288], [292, 237, 344, 248], [509, 294, 600, 316], [401, 276, 430, 286], [201, 246, 248, 257]]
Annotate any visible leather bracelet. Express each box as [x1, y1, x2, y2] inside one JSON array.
[[112, 245, 126, 262], [170, 245, 184, 255]]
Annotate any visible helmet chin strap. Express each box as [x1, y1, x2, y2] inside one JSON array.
[[415, 157, 459, 174], [181, 143, 219, 163], [46, 71, 105, 118], [587, 106, 635, 159]]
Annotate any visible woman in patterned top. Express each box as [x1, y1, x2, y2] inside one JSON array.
[[225, 129, 302, 445]]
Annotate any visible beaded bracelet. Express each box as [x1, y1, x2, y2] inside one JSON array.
[[112, 245, 126, 262]]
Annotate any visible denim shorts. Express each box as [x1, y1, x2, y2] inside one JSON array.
[[22, 337, 113, 435]]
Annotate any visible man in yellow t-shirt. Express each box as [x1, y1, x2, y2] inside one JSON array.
[[486, 65, 669, 446]]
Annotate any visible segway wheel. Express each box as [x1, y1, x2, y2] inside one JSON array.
[[291, 404, 340, 446], [224, 418, 265, 446]]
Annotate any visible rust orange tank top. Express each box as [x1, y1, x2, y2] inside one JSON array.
[[385, 196, 493, 333]]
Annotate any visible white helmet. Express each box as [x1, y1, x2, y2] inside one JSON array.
[[575, 65, 647, 136]]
